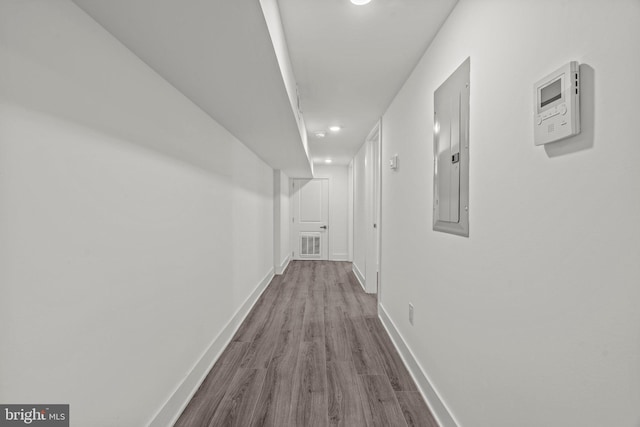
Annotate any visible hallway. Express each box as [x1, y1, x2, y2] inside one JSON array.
[[175, 261, 437, 426]]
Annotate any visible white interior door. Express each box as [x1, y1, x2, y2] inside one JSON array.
[[292, 178, 329, 260], [365, 124, 381, 293]]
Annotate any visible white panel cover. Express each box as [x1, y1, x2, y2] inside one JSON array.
[[299, 179, 323, 222]]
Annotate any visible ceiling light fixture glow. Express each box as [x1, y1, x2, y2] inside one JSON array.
[[325, 159, 333, 164], [315, 131, 326, 138], [350, 0, 371, 5], [329, 126, 341, 132]]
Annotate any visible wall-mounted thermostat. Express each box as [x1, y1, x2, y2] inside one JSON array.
[[534, 61, 580, 145]]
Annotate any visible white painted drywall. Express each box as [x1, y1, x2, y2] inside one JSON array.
[[313, 165, 350, 261], [72, 0, 312, 178], [0, 1, 274, 426], [352, 143, 368, 286], [259, 0, 311, 165], [380, 1, 640, 426], [274, 170, 291, 273]]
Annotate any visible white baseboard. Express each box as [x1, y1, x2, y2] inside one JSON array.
[[352, 262, 366, 292], [275, 254, 290, 275], [149, 268, 275, 427], [378, 304, 460, 427]]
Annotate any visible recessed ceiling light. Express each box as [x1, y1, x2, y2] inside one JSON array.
[[329, 126, 341, 132], [325, 159, 333, 164], [350, 0, 371, 5], [315, 131, 326, 138]]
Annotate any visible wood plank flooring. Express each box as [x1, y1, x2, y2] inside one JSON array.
[[175, 261, 439, 427]]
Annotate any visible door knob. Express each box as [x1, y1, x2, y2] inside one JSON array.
[[320, 225, 327, 229]]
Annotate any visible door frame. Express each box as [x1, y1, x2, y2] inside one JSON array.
[[364, 121, 382, 295]]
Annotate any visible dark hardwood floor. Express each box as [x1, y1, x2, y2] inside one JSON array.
[[175, 261, 439, 427]]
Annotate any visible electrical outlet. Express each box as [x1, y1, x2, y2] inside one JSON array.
[[409, 303, 414, 325]]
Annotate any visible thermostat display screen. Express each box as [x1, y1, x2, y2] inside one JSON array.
[[533, 61, 580, 145], [540, 78, 562, 107]]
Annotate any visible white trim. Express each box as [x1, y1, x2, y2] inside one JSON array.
[[352, 262, 366, 292], [331, 253, 349, 262], [348, 160, 354, 263], [325, 174, 333, 262], [375, 119, 382, 299], [275, 254, 290, 275], [378, 303, 461, 427], [149, 268, 275, 427]]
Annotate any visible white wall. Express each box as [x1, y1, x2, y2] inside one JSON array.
[[274, 170, 291, 273], [0, 1, 274, 426], [380, 1, 640, 427], [352, 144, 368, 286], [259, 0, 311, 165], [313, 165, 350, 261]]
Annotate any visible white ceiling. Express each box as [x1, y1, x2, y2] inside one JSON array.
[[71, 0, 457, 172], [279, 0, 458, 165]]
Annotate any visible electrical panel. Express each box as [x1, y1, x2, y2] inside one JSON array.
[[433, 58, 470, 237]]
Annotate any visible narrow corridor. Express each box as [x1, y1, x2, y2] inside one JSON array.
[[175, 261, 438, 426]]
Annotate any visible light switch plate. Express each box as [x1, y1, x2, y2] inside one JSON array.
[[389, 154, 398, 170], [409, 303, 414, 325]]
